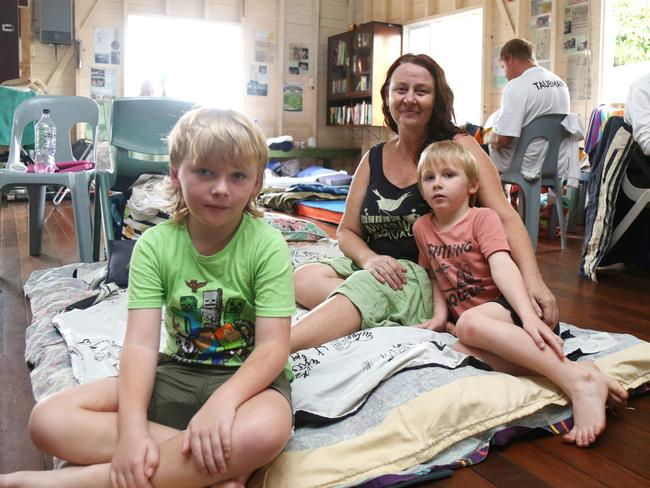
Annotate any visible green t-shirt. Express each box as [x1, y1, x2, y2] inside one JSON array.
[[128, 214, 295, 366]]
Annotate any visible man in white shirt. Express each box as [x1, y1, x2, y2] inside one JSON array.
[[624, 72, 650, 156], [488, 38, 571, 181]]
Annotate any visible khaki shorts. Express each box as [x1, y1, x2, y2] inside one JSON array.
[[148, 354, 292, 430], [321, 256, 433, 329]]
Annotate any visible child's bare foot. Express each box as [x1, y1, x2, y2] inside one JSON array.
[[578, 361, 629, 408], [562, 368, 609, 447], [0, 472, 48, 488]]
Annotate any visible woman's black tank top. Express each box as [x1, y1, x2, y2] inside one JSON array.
[[359, 142, 431, 263]]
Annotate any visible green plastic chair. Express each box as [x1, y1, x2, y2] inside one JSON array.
[[1, 95, 99, 263], [93, 97, 195, 260]]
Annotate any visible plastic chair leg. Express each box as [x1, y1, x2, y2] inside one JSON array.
[[69, 176, 94, 263], [26, 184, 47, 256], [554, 182, 567, 250], [522, 182, 542, 251], [92, 186, 103, 261], [95, 173, 116, 260]]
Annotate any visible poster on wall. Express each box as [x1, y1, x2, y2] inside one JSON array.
[[90, 68, 116, 99], [531, 0, 552, 16], [283, 82, 303, 112], [563, 3, 589, 53], [566, 53, 591, 100], [255, 31, 275, 64], [492, 46, 507, 89], [288, 44, 310, 75], [247, 64, 268, 96], [533, 27, 551, 63], [94, 28, 121, 65]]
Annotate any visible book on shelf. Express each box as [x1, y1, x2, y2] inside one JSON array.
[[351, 56, 370, 74], [334, 40, 348, 66], [328, 101, 372, 126], [331, 79, 347, 95], [355, 32, 371, 48], [354, 75, 369, 92]]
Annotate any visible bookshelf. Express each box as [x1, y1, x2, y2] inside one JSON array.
[[326, 22, 402, 127]]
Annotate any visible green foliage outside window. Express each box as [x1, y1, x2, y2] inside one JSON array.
[[614, 0, 650, 66]]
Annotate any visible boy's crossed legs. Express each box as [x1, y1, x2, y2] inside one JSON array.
[[0, 377, 292, 488], [449, 302, 628, 448]]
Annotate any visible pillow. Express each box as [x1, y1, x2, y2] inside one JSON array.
[[105, 239, 137, 288], [263, 212, 328, 241]]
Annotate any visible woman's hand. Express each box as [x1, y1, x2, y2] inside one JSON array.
[[525, 277, 559, 327], [414, 315, 448, 332], [363, 255, 407, 290], [182, 396, 237, 477], [110, 431, 159, 488]]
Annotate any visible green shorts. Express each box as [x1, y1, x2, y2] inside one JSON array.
[[147, 354, 292, 431], [321, 256, 433, 329]]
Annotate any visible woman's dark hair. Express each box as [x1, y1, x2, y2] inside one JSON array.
[[381, 53, 462, 147]]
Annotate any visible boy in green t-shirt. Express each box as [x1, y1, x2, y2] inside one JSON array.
[[5, 108, 294, 488]]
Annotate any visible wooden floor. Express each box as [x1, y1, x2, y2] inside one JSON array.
[[1, 199, 649, 486]]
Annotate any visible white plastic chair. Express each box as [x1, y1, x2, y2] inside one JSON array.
[[500, 114, 569, 251], [0, 96, 99, 263]]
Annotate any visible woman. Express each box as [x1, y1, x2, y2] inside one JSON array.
[[290, 53, 558, 353]]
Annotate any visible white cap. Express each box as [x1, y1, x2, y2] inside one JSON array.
[[8, 162, 29, 172]]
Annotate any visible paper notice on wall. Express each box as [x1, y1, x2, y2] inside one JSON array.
[[564, 3, 589, 53], [255, 31, 275, 64], [288, 44, 310, 75], [94, 28, 120, 65], [283, 82, 303, 112], [531, 0, 552, 16], [247, 64, 268, 96], [90, 68, 116, 100], [566, 54, 591, 100], [492, 46, 506, 89], [534, 28, 551, 62]]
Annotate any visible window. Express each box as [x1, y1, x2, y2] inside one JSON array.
[[403, 9, 484, 126], [600, 0, 650, 103], [125, 15, 243, 109]]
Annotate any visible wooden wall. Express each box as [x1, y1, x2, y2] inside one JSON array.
[[23, 0, 606, 156]]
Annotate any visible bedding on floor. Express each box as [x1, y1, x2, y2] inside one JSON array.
[[23, 233, 650, 488]]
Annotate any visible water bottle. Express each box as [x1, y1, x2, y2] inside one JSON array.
[[34, 109, 57, 174]]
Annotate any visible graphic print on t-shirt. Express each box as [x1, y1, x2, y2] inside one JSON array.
[[372, 189, 412, 213], [169, 281, 254, 365], [427, 241, 487, 311], [362, 189, 422, 242]]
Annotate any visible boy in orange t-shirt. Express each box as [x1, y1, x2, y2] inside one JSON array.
[[413, 140, 627, 448]]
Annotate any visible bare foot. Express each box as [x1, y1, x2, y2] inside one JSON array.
[[578, 361, 629, 408], [562, 368, 609, 447], [0, 472, 48, 488]]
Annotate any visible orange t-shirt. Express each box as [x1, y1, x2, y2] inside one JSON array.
[[413, 207, 510, 320]]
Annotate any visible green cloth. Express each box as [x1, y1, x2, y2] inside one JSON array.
[[323, 256, 433, 328], [128, 215, 296, 367], [0, 86, 36, 147]]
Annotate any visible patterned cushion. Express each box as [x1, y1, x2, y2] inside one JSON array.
[[263, 212, 328, 241]]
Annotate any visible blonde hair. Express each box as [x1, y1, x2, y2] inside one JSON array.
[[165, 107, 268, 222], [417, 140, 480, 206]]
